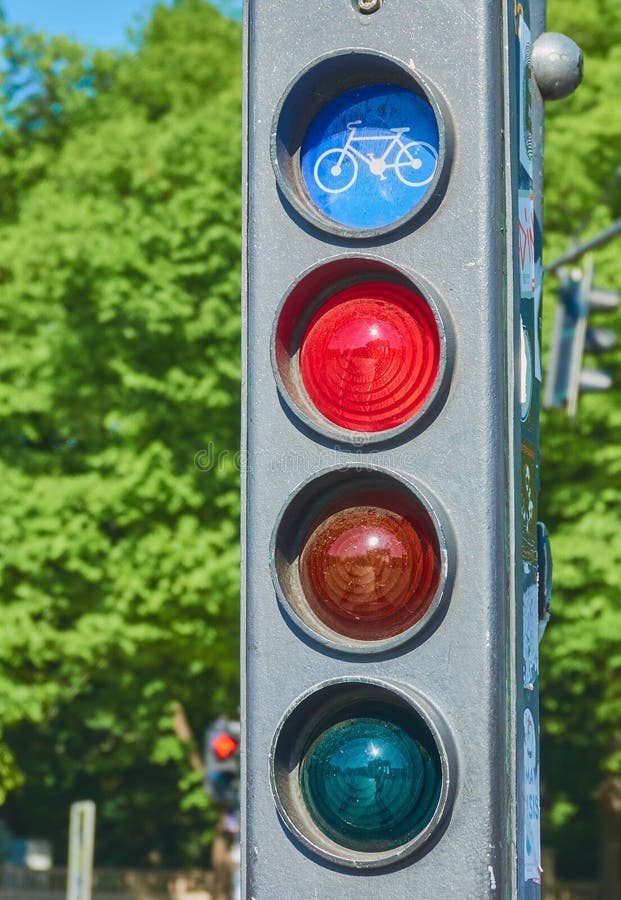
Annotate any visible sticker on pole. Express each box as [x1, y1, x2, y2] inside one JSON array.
[[518, 189, 536, 297], [523, 709, 542, 883], [520, 318, 533, 422], [518, 15, 533, 181], [301, 84, 440, 230], [522, 562, 539, 688]]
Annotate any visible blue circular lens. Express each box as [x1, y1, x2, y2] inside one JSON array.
[[299, 713, 442, 851], [300, 84, 440, 230]]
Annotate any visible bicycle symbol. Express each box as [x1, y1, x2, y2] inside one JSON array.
[[313, 121, 438, 195]]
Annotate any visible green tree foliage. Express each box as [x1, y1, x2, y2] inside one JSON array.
[[541, 0, 621, 879], [0, 0, 241, 865]]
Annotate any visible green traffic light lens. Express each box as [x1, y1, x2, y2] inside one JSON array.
[[299, 712, 442, 852], [270, 680, 455, 868]]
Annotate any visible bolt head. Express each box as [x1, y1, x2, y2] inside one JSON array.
[[358, 0, 381, 13]]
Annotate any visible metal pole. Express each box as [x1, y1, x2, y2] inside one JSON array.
[[546, 219, 621, 272], [66, 802, 96, 900]]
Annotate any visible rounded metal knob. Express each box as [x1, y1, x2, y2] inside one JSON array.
[[532, 32, 584, 101]]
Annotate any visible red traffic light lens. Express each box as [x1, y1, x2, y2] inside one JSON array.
[[299, 499, 440, 641], [212, 733, 239, 761], [299, 282, 440, 432]]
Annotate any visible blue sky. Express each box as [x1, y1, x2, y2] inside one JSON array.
[[3, 1, 180, 48]]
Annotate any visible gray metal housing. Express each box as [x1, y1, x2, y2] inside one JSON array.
[[242, 0, 542, 896]]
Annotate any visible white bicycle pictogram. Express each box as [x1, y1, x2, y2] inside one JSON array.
[[313, 121, 438, 194]]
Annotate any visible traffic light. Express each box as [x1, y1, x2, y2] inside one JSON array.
[[205, 718, 240, 809], [243, 1, 580, 895], [544, 256, 619, 416]]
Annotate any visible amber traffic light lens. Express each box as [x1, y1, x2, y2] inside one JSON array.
[[299, 502, 440, 641]]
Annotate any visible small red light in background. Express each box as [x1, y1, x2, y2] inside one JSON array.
[[212, 733, 239, 760], [299, 282, 440, 432]]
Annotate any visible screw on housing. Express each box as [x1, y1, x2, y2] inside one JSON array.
[[358, 0, 381, 14]]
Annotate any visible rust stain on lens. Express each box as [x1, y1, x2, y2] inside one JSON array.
[[299, 502, 440, 640]]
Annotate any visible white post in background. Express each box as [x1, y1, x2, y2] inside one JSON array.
[[66, 801, 96, 900], [231, 834, 241, 900]]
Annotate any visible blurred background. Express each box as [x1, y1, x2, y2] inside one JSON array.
[[0, 1, 618, 898]]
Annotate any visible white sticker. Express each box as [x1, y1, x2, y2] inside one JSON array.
[[518, 190, 535, 298], [520, 318, 533, 421], [523, 565, 539, 687], [518, 17, 533, 178], [534, 259, 543, 381], [523, 708, 541, 883]]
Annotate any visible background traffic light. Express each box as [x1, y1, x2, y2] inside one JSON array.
[[544, 256, 619, 415], [205, 718, 240, 809]]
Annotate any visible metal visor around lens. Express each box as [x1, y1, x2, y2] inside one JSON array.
[[269, 678, 457, 868]]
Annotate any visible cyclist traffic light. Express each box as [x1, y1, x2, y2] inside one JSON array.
[[243, 0, 580, 895]]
